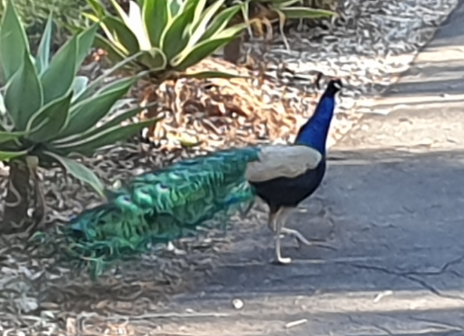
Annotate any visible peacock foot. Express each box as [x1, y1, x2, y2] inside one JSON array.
[[273, 241, 293, 265], [282, 228, 336, 250], [270, 256, 292, 265]]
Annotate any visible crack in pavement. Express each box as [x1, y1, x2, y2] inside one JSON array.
[[345, 311, 464, 336], [401, 254, 464, 278], [408, 316, 464, 331], [346, 314, 395, 336], [341, 255, 464, 301]]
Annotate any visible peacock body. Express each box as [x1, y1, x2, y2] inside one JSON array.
[[63, 78, 343, 276]]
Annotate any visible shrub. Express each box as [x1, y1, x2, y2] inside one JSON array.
[[207, 0, 336, 63], [0, 0, 159, 234]]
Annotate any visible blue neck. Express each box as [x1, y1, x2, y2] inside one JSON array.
[[294, 94, 335, 155]]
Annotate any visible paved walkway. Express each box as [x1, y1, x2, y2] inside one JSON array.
[[153, 2, 464, 335]]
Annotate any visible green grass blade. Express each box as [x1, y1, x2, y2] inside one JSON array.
[[279, 7, 336, 19]]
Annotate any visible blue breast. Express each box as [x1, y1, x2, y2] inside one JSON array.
[[294, 95, 335, 155]]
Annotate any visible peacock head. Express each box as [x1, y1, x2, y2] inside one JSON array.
[[323, 78, 343, 97], [294, 77, 343, 153]]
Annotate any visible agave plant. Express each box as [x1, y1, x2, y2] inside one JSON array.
[[240, 0, 336, 46], [0, 0, 90, 53], [83, 0, 250, 82], [0, 0, 159, 234]]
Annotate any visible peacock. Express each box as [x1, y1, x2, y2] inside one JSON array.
[[62, 78, 343, 277]]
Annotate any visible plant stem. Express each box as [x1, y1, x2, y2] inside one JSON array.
[[2, 158, 31, 234]]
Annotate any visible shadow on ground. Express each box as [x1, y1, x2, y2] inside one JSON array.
[[62, 145, 464, 335], [128, 146, 463, 336]]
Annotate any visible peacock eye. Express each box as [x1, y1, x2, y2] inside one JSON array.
[[120, 195, 131, 202], [334, 82, 341, 90]]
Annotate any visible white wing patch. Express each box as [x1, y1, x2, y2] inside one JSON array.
[[245, 145, 322, 183]]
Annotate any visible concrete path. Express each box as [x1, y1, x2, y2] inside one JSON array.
[[153, 2, 464, 335]]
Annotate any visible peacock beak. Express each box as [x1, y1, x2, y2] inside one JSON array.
[[314, 72, 323, 90]]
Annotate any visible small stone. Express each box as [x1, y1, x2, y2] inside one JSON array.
[[232, 298, 244, 310]]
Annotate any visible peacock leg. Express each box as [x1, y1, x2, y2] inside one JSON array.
[[281, 227, 335, 250], [273, 207, 292, 264], [268, 209, 285, 239], [267, 212, 276, 233]]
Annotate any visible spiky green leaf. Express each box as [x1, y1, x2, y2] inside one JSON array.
[[0, 131, 28, 144], [27, 91, 73, 142], [198, 5, 241, 43], [126, 0, 152, 50], [188, 0, 225, 46], [57, 78, 134, 139], [99, 15, 141, 55], [35, 14, 54, 75], [0, 0, 29, 83], [0, 150, 27, 161], [53, 118, 160, 155], [77, 24, 99, 68], [109, 0, 132, 27], [85, 0, 107, 17], [43, 151, 105, 197], [169, 0, 183, 16], [93, 76, 136, 97], [143, 0, 169, 48], [4, 51, 43, 130], [191, 0, 209, 30], [162, 2, 197, 61], [174, 30, 244, 70], [40, 35, 78, 104], [74, 51, 149, 104], [81, 103, 158, 139]]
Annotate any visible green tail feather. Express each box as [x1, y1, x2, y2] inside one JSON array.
[[61, 147, 261, 278]]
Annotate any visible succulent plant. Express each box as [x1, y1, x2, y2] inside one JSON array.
[[0, 0, 90, 52], [82, 0, 251, 81], [0, 0, 159, 231]]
